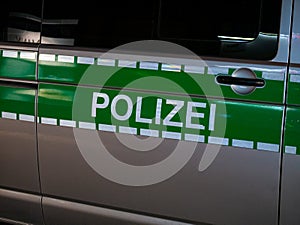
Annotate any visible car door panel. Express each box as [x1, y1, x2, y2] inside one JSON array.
[[0, 49, 42, 224], [37, 0, 292, 224], [38, 53, 285, 225]]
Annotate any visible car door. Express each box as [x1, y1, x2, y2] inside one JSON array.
[[37, 0, 292, 225], [280, 0, 300, 224], [0, 0, 43, 224]]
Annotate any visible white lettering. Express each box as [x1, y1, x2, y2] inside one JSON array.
[[163, 99, 184, 128], [136, 97, 152, 124], [155, 98, 163, 125], [91, 92, 109, 117], [186, 102, 206, 130], [111, 95, 133, 121], [91, 93, 216, 132]]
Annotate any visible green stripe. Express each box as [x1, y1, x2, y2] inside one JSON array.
[[287, 73, 300, 105], [38, 83, 283, 152], [284, 107, 300, 154], [38, 55, 284, 104], [0, 49, 36, 80], [0, 86, 35, 115]]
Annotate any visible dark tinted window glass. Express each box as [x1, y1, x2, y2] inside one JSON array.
[[159, 0, 281, 57], [41, 0, 157, 48], [41, 0, 282, 59], [0, 0, 42, 44], [159, 1, 262, 41]]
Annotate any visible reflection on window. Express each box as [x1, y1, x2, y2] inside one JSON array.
[[41, 0, 156, 47], [7, 12, 41, 43], [41, 19, 78, 46], [0, 0, 42, 44], [41, 0, 282, 59]]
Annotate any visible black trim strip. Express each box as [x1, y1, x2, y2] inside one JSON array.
[[0, 78, 38, 89], [39, 81, 284, 107], [216, 75, 265, 87]]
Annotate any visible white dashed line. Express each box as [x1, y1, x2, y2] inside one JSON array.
[[2, 50, 18, 58], [290, 74, 300, 83], [262, 72, 285, 81], [0, 109, 290, 154], [161, 64, 181, 72], [98, 124, 116, 132], [41, 117, 57, 125], [2, 112, 17, 120], [39, 54, 56, 62], [60, 119, 76, 128], [184, 65, 205, 74], [162, 131, 181, 140], [78, 122, 96, 130], [20, 51, 36, 60], [97, 59, 116, 66], [184, 134, 205, 143], [119, 126, 137, 135], [285, 146, 297, 154], [19, 114, 35, 122], [208, 67, 229, 75], [77, 57, 95, 65], [232, 139, 254, 149], [257, 142, 279, 152], [57, 55, 74, 63], [139, 61, 159, 70], [118, 60, 137, 68], [140, 129, 159, 137], [208, 136, 229, 145]]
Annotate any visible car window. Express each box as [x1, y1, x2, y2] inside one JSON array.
[[0, 0, 42, 44], [41, 0, 282, 59], [41, 0, 156, 48]]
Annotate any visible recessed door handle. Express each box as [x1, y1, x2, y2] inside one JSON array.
[[215, 68, 265, 95], [216, 75, 265, 87]]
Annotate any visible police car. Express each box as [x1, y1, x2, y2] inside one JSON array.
[[0, 0, 299, 225]]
